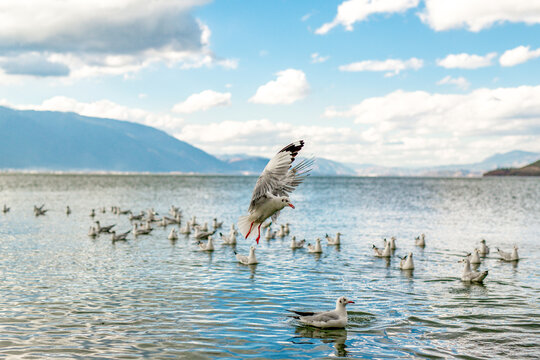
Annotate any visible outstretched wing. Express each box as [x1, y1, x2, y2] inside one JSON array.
[[248, 140, 313, 212]]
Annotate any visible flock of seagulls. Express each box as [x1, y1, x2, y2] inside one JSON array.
[[0, 140, 524, 329]]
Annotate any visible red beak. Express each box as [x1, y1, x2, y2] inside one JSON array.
[[288, 203, 295, 209], [348, 301, 355, 304]]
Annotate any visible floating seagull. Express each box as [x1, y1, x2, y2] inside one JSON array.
[[193, 227, 215, 240], [2, 204, 10, 213], [95, 221, 115, 233], [265, 227, 276, 240], [460, 257, 488, 283], [308, 238, 323, 253], [230, 224, 238, 237], [220, 232, 236, 245], [478, 239, 490, 255], [168, 228, 178, 241], [276, 224, 286, 238], [88, 226, 98, 237], [235, 246, 258, 265], [288, 296, 354, 329], [497, 246, 519, 262], [34, 204, 48, 216], [468, 249, 482, 264], [89, 209, 96, 218], [198, 222, 209, 232], [326, 232, 341, 245], [180, 223, 191, 235], [212, 218, 223, 229], [284, 223, 290, 235], [133, 223, 151, 236], [111, 230, 130, 242], [384, 236, 396, 250], [128, 211, 144, 221], [415, 233, 426, 247], [373, 241, 391, 257], [238, 140, 313, 244], [399, 252, 414, 270], [197, 237, 215, 251], [290, 236, 305, 249], [66, 206, 71, 215]]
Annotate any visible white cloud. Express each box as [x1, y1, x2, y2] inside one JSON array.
[[499, 45, 540, 67], [316, 0, 419, 34], [172, 90, 232, 114], [175, 118, 363, 163], [322, 85, 540, 166], [0, 0, 236, 79], [311, 53, 330, 63], [437, 75, 470, 89], [419, 0, 540, 32], [339, 57, 423, 77], [2, 96, 184, 131], [437, 52, 497, 69], [249, 69, 309, 105]]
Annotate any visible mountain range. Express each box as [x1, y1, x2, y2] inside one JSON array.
[[0, 106, 538, 176]]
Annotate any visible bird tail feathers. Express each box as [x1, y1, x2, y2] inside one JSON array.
[[238, 215, 254, 239]]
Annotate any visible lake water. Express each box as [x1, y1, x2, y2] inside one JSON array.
[[0, 174, 539, 359]]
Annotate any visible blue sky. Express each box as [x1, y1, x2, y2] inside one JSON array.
[[1, 0, 539, 167]]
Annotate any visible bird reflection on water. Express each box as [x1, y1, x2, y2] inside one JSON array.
[[292, 326, 348, 358]]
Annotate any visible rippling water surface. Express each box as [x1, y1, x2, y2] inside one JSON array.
[[0, 174, 539, 359]]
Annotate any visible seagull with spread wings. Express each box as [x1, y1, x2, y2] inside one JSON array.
[[238, 140, 313, 244]]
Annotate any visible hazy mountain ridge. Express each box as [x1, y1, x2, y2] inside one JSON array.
[[484, 159, 540, 176]]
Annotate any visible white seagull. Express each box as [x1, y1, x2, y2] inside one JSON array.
[[290, 236, 306, 249], [197, 237, 215, 251], [468, 249, 482, 264], [326, 232, 342, 245], [399, 252, 414, 270], [288, 296, 354, 329], [479, 239, 490, 255], [235, 246, 258, 265], [238, 140, 313, 243], [497, 246, 519, 262], [415, 233, 426, 247], [384, 236, 396, 250], [168, 228, 178, 240], [307, 238, 323, 253], [220, 232, 237, 245], [460, 257, 488, 283], [373, 241, 391, 257]]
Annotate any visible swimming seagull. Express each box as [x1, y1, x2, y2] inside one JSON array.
[[290, 236, 305, 249], [95, 221, 115, 233], [497, 246, 519, 262], [238, 140, 313, 244], [384, 236, 396, 249], [307, 238, 323, 253], [180, 223, 191, 235], [399, 252, 414, 270], [220, 232, 236, 245], [459, 257, 488, 283], [168, 228, 178, 241], [373, 241, 391, 257], [479, 239, 490, 255], [415, 233, 426, 247], [88, 226, 98, 237], [468, 249, 482, 264], [288, 296, 354, 329], [197, 237, 215, 251], [66, 206, 71, 215], [235, 246, 258, 265], [326, 232, 341, 245], [2, 204, 10, 213], [111, 230, 130, 242]]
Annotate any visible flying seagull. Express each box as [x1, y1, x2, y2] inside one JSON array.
[[238, 140, 313, 244]]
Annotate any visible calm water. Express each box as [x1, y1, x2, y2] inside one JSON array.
[[0, 174, 539, 359]]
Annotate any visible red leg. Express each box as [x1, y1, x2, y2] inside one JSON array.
[[255, 223, 262, 244], [245, 222, 254, 239]]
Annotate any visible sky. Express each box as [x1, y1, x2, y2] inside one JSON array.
[[1, 0, 540, 167]]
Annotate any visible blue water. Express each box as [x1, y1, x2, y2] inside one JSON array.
[[0, 174, 539, 359]]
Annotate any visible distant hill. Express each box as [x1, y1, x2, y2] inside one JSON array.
[[0, 106, 229, 173], [483, 159, 540, 176], [217, 154, 357, 176], [348, 150, 540, 177]]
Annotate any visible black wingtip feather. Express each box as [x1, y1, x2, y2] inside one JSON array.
[[279, 140, 305, 159]]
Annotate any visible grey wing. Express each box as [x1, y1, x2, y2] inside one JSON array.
[[310, 311, 340, 322], [249, 141, 305, 212], [273, 157, 314, 198], [288, 310, 316, 317]]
